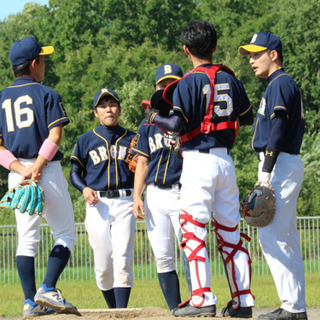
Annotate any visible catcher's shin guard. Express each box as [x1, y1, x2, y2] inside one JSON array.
[[212, 219, 254, 310], [179, 210, 211, 307]]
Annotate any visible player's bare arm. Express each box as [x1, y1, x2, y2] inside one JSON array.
[[132, 155, 149, 219], [26, 124, 63, 181], [0, 138, 38, 181]]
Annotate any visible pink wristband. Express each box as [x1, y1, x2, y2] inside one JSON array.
[[39, 139, 59, 161], [0, 150, 18, 170]]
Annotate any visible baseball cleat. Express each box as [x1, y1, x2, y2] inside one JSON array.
[[34, 284, 81, 316], [221, 304, 253, 318], [23, 299, 55, 318], [171, 302, 216, 317], [258, 308, 308, 320]]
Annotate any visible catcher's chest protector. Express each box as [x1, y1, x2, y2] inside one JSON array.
[[164, 65, 238, 144]]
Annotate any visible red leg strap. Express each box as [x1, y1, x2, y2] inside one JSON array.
[[192, 287, 211, 296], [180, 210, 206, 228], [212, 218, 254, 307]]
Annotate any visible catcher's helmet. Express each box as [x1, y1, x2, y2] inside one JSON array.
[[150, 90, 172, 116]]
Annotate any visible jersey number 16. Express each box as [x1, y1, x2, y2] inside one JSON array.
[[2, 95, 34, 132]]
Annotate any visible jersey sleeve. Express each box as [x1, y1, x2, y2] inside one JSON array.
[[172, 82, 190, 123], [133, 122, 151, 158], [235, 80, 253, 116], [70, 138, 86, 168], [267, 80, 290, 117], [46, 90, 70, 129]]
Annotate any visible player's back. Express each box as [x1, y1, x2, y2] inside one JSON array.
[[0, 76, 68, 160], [173, 66, 251, 150]]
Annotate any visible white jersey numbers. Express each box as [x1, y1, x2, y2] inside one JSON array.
[[203, 83, 233, 118], [2, 95, 34, 132]]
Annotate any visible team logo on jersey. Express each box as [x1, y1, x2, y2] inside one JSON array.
[[258, 98, 266, 116], [148, 132, 172, 153], [59, 102, 68, 117], [89, 145, 128, 165]]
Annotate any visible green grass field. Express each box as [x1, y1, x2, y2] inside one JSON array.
[[0, 273, 319, 317]]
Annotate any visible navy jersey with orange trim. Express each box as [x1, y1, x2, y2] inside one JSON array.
[[0, 76, 69, 160], [172, 64, 252, 150], [251, 69, 304, 154], [70, 125, 135, 190], [133, 119, 182, 186]]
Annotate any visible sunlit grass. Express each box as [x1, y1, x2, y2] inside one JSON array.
[[1, 273, 319, 317]]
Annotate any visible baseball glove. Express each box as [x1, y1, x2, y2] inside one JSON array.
[[0, 179, 45, 216], [126, 135, 139, 172], [144, 106, 159, 124], [241, 181, 276, 227]]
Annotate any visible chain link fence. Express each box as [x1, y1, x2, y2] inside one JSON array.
[[1, 217, 319, 284]]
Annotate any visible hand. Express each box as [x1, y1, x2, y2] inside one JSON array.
[[21, 165, 42, 183], [83, 187, 99, 205], [144, 107, 159, 124], [133, 197, 145, 219], [258, 171, 271, 184]]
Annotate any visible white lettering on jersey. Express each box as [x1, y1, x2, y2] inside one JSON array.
[[163, 135, 171, 147], [149, 137, 157, 153], [154, 133, 163, 149], [258, 98, 266, 116], [148, 133, 173, 153], [118, 146, 127, 160], [110, 145, 117, 159], [89, 145, 128, 165], [98, 146, 108, 161], [89, 150, 101, 165]]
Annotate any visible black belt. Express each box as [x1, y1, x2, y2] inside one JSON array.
[[155, 183, 181, 189], [199, 148, 231, 155], [99, 189, 132, 198]]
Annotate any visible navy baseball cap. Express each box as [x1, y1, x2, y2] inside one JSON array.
[[9, 37, 54, 66], [93, 88, 120, 108], [239, 32, 282, 56], [155, 64, 183, 84]]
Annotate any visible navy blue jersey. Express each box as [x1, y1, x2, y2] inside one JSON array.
[[252, 69, 305, 154], [0, 76, 69, 160], [133, 119, 182, 185], [71, 124, 135, 190], [172, 65, 252, 151]]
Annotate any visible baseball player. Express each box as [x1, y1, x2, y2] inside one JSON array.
[[132, 64, 191, 311], [239, 33, 307, 320], [146, 20, 255, 318], [0, 37, 78, 317], [70, 88, 136, 309]]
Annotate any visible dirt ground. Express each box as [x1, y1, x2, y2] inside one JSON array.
[[1, 306, 320, 320]]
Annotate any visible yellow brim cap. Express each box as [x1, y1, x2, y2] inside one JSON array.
[[239, 44, 267, 56], [156, 75, 181, 85], [39, 46, 55, 55]]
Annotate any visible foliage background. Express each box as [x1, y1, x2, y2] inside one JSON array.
[[0, 0, 319, 223]]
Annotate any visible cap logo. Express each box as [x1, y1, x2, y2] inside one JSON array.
[[101, 88, 108, 93], [250, 33, 258, 44], [164, 65, 173, 74]]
